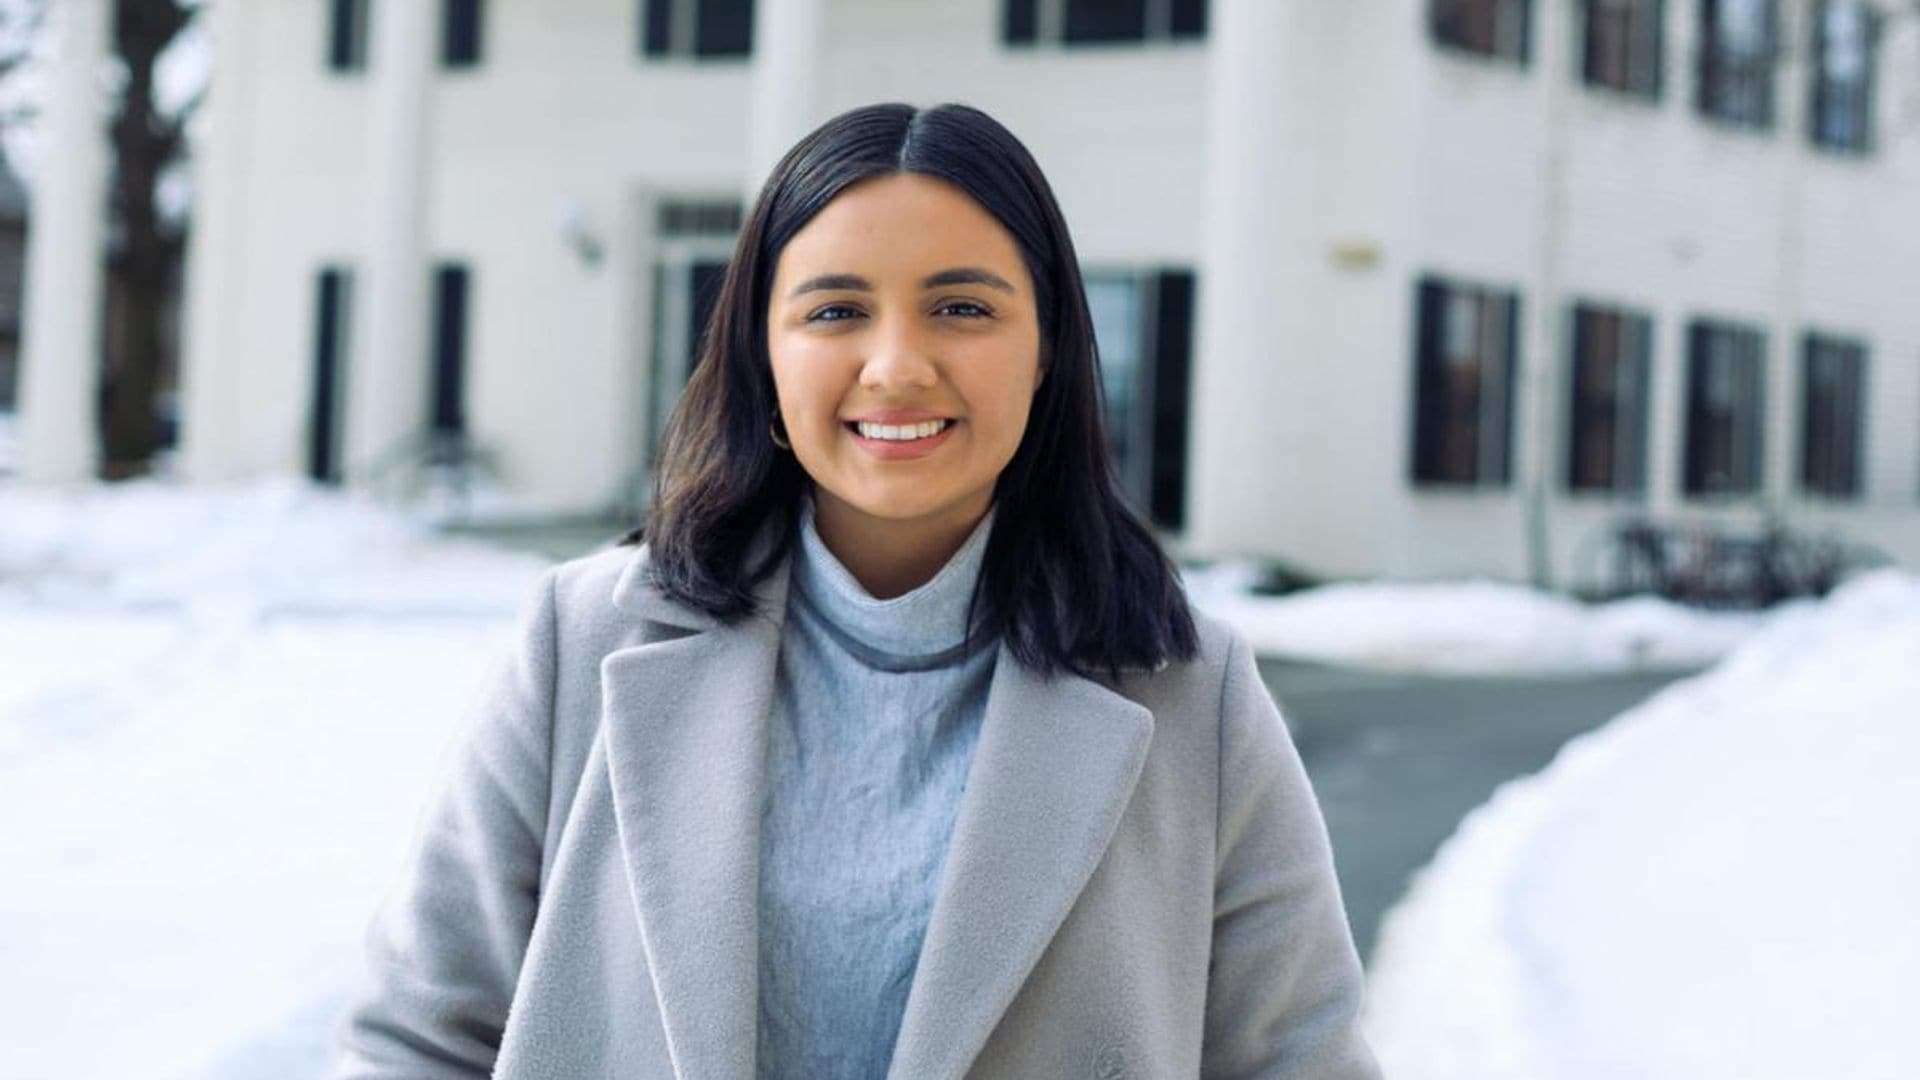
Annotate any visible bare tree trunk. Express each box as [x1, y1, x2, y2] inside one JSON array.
[[100, 0, 190, 477]]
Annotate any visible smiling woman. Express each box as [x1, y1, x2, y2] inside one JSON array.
[[332, 103, 1381, 1080], [639, 101, 1193, 675]]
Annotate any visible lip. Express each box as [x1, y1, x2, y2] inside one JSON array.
[[845, 417, 958, 461]]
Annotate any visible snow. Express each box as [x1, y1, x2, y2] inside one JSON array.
[[1363, 567, 1920, 1080], [1183, 560, 1777, 675], [0, 480, 551, 1079]]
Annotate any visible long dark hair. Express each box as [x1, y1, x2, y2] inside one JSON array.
[[632, 102, 1196, 679]]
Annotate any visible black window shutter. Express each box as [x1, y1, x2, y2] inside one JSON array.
[[431, 265, 470, 436], [1169, 0, 1208, 38], [1741, 331, 1765, 491], [327, 0, 364, 71], [1149, 270, 1195, 530], [1801, 335, 1822, 491], [1566, 304, 1590, 490], [1411, 278, 1447, 485], [443, 0, 484, 67], [1843, 346, 1866, 494], [1695, 0, 1716, 117], [1683, 323, 1709, 494], [695, 0, 755, 57], [1003, 0, 1038, 44], [1064, 0, 1149, 44], [309, 268, 350, 484], [641, 0, 672, 55]]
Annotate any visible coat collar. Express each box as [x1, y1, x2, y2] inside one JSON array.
[[599, 539, 1154, 1080]]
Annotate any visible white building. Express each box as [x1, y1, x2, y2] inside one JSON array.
[[138, 0, 1920, 588]]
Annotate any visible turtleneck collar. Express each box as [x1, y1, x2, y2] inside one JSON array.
[[789, 493, 997, 672]]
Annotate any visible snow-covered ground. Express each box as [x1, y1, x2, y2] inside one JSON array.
[[1364, 566, 1920, 1080], [1, 480, 1905, 1078], [1184, 561, 1776, 675], [0, 480, 551, 1080]]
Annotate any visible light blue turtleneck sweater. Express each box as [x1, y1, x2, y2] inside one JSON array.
[[755, 499, 999, 1079]]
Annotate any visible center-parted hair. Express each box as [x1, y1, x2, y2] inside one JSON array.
[[631, 101, 1196, 680]]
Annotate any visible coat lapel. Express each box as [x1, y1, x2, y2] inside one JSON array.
[[601, 548, 791, 1080], [886, 650, 1155, 1080], [600, 542, 1155, 1080]]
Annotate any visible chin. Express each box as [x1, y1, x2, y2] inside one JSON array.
[[825, 483, 980, 526]]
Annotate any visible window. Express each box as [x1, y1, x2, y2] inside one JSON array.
[[1697, 0, 1777, 129], [326, 0, 370, 72], [1810, 0, 1878, 153], [443, 0, 485, 68], [1683, 320, 1766, 497], [1410, 276, 1519, 488], [308, 267, 354, 484], [646, 199, 741, 472], [1583, 0, 1663, 97], [1002, 0, 1207, 47], [430, 265, 471, 437], [1800, 333, 1866, 497], [641, 0, 754, 59], [1567, 303, 1653, 494], [1084, 269, 1196, 529], [1429, 0, 1531, 63]]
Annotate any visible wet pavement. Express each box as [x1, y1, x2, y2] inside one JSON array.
[[1259, 658, 1696, 966]]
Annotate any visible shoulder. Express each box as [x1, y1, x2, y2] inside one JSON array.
[[1108, 605, 1258, 723], [510, 542, 657, 656], [546, 541, 647, 614]]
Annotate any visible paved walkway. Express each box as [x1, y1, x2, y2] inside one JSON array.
[[1259, 658, 1695, 966]]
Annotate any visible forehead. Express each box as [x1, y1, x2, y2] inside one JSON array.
[[773, 173, 1027, 286]]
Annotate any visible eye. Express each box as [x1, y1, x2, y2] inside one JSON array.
[[937, 299, 994, 319], [805, 303, 863, 323]]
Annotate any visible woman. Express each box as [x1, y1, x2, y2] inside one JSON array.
[[335, 103, 1379, 1079]]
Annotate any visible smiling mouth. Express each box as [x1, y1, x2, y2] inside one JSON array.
[[844, 419, 956, 442]]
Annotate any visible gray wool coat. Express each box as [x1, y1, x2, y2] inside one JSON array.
[[331, 537, 1381, 1080]]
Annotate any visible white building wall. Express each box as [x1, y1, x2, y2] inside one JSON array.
[[1381, 0, 1920, 587], [178, 0, 1920, 580]]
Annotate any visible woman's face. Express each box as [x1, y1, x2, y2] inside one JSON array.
[[766, 172, 1044, 543]]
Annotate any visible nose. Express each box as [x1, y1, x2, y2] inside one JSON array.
[[859, 317, 938, 393]]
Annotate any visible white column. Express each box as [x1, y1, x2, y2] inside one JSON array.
[[744, 0, 826, 198], [1522, 0, 1575, 588], [16, 0, 113, 484], [1765, 0, 1813, 519], [177, 0, 252, 482], [1188, 0, 1419, 577], [1187, 0, 1318, 558], [347, 0, 437, 483]]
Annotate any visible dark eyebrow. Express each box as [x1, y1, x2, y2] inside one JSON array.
[[920, 267, 1017, 294], [785, 266, 1017, 300], [788, 273, 872, 298]]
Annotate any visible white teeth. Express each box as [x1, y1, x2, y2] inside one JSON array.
[[856, 419, 949, 441]]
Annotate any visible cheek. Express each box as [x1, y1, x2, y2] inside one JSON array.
[[769, 342, 845, 424], [963, 362, 1040, 455]]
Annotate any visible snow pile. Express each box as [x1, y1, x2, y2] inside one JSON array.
[[1183, 561, 1776, 675], [0, 479, 556, 1079], [1363, 567, 1920, 1080], [0, 477, 552, 616]]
